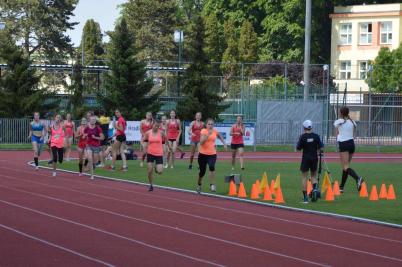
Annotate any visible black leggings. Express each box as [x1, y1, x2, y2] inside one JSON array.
[[51, 146, 64, 163], [198, 153, 217, 178]]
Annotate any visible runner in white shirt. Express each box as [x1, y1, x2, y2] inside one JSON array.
[[333, 106, 364, 193]]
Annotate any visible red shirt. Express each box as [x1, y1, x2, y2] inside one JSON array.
[[231, 124, 244, 145], [141, 120, 153, 136], [85, 126, 102, 147], [116, 116, 126, 136], [167, 119, 180, 140], [191, 121, 204, 142]]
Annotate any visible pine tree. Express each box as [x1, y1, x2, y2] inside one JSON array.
[[177, 15, 228, 121], [221, 17, 239, 90], [80, 19, 104, 66], [238, 20, 258, 75], [204, 13, 224, 75], [0, 36, 57, 117], [67, 63, 86, 118], [97, 18, 161, 119]]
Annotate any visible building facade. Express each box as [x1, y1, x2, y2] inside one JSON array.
[[330, 3, 402, 92]]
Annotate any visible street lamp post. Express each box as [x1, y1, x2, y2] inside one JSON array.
[[303, 0, 312, 101], [323, 64, 330, 142], [174, 30, 184, 96]]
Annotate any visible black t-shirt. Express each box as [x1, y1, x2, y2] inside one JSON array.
[[296, 132, 323, 159]]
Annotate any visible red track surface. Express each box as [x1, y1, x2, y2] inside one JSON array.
[[0, 151, 402, 267]]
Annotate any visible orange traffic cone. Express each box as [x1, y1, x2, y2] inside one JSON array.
[[379, 183, 388, 199], [262, 186, 273, 201], [387, 184, 396, 200], [274, 187, 285, 204], [270, 180, 275, 195], [237, 182, 247, 198], [325, 185, 335, 201], [369, 185, 379, 201], [228, 180, 237, 196], [359, 182, 368, 197], [250, 183, 260, 199], [307, 180, 313, 195], [333, 180, 341, 196], [255, 179, 260, 189]]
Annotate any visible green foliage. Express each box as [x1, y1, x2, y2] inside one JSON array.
[[369, 46, 402, 93], [121, 0, 179, 61], [98, 18, 161, 120], [0, 0, 78, 62], [177, 15, 228, 121], [251, 76, 298, 99], [221, 17, 239, 82], [204, 13, 224, 74], [66, 63, 87, 118], [0, 36, 57, 118], [80, 19, 104, 65], [238, 20, 258, 75]]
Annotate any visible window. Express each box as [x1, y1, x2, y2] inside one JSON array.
[[359, 61, 368, 79], [380, 22, 392, 44], [340, 23, 352, 45], [339, 61, 351, 79], [359, 23, 372, 44]]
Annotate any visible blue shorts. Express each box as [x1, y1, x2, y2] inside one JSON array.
[[32, 135, 44, 144]]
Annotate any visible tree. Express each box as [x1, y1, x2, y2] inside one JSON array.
[[177, 15, 228, 121], [98, 18, 161, 119], [221, 17, 239, 88], [67, 63, 86, 118], [0, 35, 57, 117], [121, 0, 179, 61], [80, 19, 104, 66], [204, 13, 224, 75], [0, 0, 78, 62], [238, 20, 258, 75], [369, 46, 402, 93]]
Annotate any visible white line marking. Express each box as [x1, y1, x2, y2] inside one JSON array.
[[0, 223, 115, 267], [2, 183, 402, 263], [0, 199, 224, 267], [0, 186, 329, 267]]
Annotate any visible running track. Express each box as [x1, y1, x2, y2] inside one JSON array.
[[0, 151, 402, 267]]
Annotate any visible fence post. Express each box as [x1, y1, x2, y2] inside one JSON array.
[[284, 63, 288, 100]]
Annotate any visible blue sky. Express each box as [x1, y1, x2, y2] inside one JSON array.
[[67, 0, 126, 46]]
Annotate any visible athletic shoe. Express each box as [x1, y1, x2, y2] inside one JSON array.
[[35, 166, 39, 170], [311, 189, 318, 202], [188, 165, 192, 170], [48, 160, 53, 165], [357, 177, 364, 192], [339, 187, 344, 194], [302, 196, 309, 204], [90, 175, 94, 180], [241, 167, 245, 171], [148, 185, 154, 192], [140, 161, 143, 167], [79, 173, 83, 177], [170, 166, 174, 169], [196, 185, 201, 194], [52, 171, 57, 177], [210, 184, 216, 193], [96, 163, 104, 168], [106, 166, 115, 171], [121, 166, 128, 172], [231, 167, 234, 171], [164, 164, 168, 169], [180, 152, 185, 159]]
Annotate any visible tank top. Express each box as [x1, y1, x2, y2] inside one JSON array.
[[85, 126, 102, 147], [191, 121, 204, 142], [199, 128, 217, 155], [64, 120, 74, 137], [147, 130, 163, 156], [167, 119, 180, 139], [50, 125, 64, 148], [141, 120, 153, 136], [116, 117, 126, 136], [31, 121, 44, 137], [231, 124, 244, 144], [77, 126, 87, 148]]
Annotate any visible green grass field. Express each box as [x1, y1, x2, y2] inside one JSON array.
[[45, 158, 402, 225]]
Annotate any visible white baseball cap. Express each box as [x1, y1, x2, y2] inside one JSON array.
[[303, 120, 312, 129]]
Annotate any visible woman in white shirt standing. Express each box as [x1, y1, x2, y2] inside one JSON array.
[[333, 106, 364, 193]]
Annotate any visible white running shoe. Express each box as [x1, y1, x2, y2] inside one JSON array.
[[210, 184, 216, 192], [90, 175, 94, 180], [164, 164, 168, 169], [170, 166, 174, 169], [140, 161, 143, 167], [35, 166, 39, 170], [79, 173, 83, 177], [52, 172, 57, 177]]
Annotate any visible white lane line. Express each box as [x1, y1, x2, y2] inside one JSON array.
[[2, 165, 402, 244], [1, 184, 402, 264], [0, 186, 329, 267], [0, 223, 115, 267]]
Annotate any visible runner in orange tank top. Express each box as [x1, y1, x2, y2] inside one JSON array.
[[50, 114, 66, 177], [230, 115, 245, 170], [188, 112, 204, 170], [143, 119, 171, 191], [140, 112, 153, 167], [196, 118, 227, 194]]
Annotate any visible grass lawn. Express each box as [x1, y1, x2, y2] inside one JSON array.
[[45, 158, 402, 225]]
